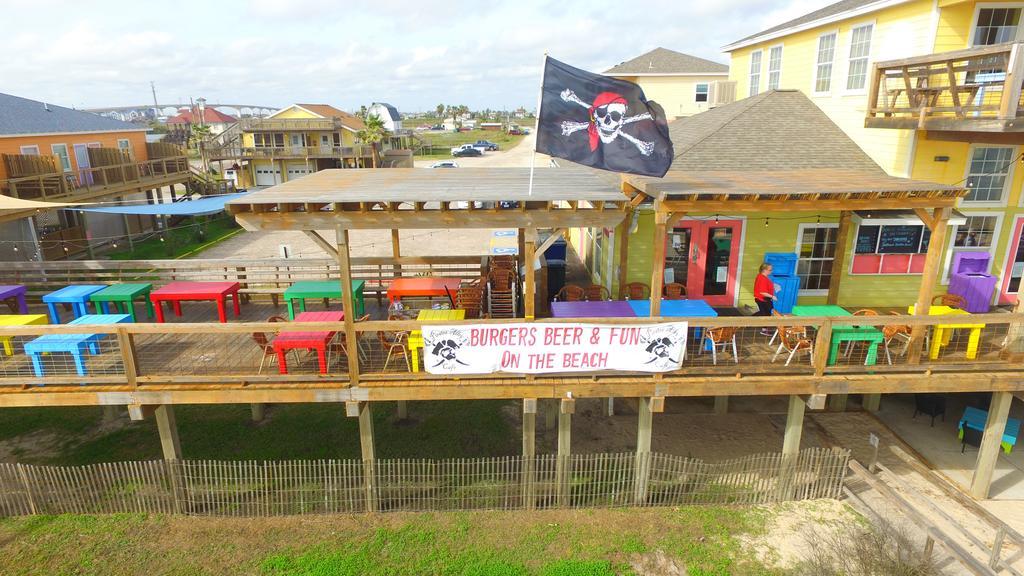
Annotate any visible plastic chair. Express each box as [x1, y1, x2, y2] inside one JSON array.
[[844, 309, 880, 357], [772, 325, 814, 366], [252, 315, 290, 374], [555, 285, 586, 302], [328, 314, 372, 366], [377, 329, 411, 372], [621, 282, 650, 300], [663, 283, 687, 300], [490, 255, 517, 271], [702, 326, 738, 365], [882, 312, 913, 365], [768, 309, 786, 346], [584, 284, 610, 301], [456, 283, 484, 319], [486, 268, 517, 318], [932, 293, 967, 309]]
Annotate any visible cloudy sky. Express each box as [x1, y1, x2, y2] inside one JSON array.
[[0, 0, 827, 113]]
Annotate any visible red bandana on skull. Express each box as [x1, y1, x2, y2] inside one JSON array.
[[588, 92, 627, 151]]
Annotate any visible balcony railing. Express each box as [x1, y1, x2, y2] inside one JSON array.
[[236, 117, 344, 132], [204, 145, 374, 160], [865, 42, 1024, 132], [0, 156, 190, 203]]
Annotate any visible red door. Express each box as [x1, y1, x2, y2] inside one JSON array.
[[664, 220, 743, 306], [1001, 216, 1024, 305]]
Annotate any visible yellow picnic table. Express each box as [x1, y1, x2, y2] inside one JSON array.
[[408, 309, 466, 372], [0, 314, 48, 355], [908, 305, 985, 360]]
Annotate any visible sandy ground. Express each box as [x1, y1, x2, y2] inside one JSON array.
[[412, 132, 550, 168]]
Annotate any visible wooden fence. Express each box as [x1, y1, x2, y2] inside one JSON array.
[[0, 448, 849, 517]]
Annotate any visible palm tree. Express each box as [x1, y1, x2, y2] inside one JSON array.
[[357, 114, 387, 168], [435, 103, 445, 118], [188, 123, 212, 149]]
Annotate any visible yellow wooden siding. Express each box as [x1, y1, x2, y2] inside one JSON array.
[[614, 75, 728, 118], [270, 106, 320, 119]]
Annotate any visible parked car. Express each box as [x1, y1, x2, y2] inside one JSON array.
[[430, 161, 459, 168], [507, 127, 522, 136], [474, 140, 499, 151], [451, 144, 483, 157]]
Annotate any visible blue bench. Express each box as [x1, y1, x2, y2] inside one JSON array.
[[24, 314, 132, 378], [959, 406, 1021, 454]]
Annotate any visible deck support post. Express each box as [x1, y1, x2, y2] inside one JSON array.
[[649, 207, 670, 316], [335, 227, 360, 386], [396, 401, 408, 420], [714, 396, 729, 414], [634, 397, 654, 504], [523, 228, 537, 319], [522, 398, 537, 509], [971, 391, 1013, 499], [779, 395, 805, 500], [828, 394, 848, 412], [545, 399, 557, 431], [606, 398, 615, 416], [250, 403, 265, 422], [862, 394, 881, 412], [616, 207, 632, 299], [391, 229, 402, 278], [347, 401, 377, 512], [827, 211, 852, 305], [909, 207, 952, 364], [155, 405, 182, 461], [555, 398, 573, 506]]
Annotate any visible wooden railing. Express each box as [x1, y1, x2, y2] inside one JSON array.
[[866, 42, 1024, 131], [236, 117, 343, 132], [0, 156, 191, 203], [203, 145, 373, 160], [0, 311, 1019, 391], [0, 256, 487, 304]]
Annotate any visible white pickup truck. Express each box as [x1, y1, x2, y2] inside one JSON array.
[[450, 143, 485, 157]]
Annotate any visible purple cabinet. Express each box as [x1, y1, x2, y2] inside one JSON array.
[[948, 252, 998, 313]]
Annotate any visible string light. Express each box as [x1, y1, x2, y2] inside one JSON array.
[[764, 218, 769, 228]]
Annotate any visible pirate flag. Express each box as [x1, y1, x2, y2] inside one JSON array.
[[535, 56, 674, 178]]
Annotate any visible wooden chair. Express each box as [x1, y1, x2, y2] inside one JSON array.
[[490, 255, 517, 271], [768, 309, 787, 346], [456, 283, 484, 319], [584, 284, 610, 301], [932, 293, 967, 310], [328, 314, 372, 366], [845, 309, 880, 357], [252, 315, 290, 374], [663, 283, 687, 300], [772, 325, 814, 366], [377, 329, 411, 372], [486, 268, 517, 318], [555, 284, 586, 302], [702, 326, 738, 365], [621, 282, 650, 300], [882, 312, 913, 365]]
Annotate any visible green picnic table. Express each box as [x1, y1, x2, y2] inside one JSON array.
[[89, 283, 154, 322], [284, 280, 365, 320], [791, 305, 883, 365]]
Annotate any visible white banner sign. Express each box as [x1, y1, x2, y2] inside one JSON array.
[[420, 322, 688, 375]]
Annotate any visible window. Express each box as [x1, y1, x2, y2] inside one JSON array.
[[254, 133, 285, 147], [814, 32, 837, 93], [946, 215, 999, 281], [846, 24, 873, 91], [965, 146, 1014, 203], [855, 224, 930, 254], [117, 139, 131, 151], [50, 144, 71, 172], [748, 50, 762, 97], [695, 83, 709, 103], [19, 145, 39, 155], [796, 224, 838, 293], [768, 45, 783, 90], [974, 8, 1021, 45]]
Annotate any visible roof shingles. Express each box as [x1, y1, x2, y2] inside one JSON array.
[[604, 47, 728, 75], [0, 92, 144, 137]]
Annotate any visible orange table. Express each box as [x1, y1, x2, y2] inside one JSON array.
[[387, 277, 462, 304]]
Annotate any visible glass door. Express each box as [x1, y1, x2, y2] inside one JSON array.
[[1001, 217, 1024, 304], [665, 219, 743, 306]]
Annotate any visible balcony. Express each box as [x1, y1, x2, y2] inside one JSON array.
[[865, 42, 1024, 136], [236, 117, 344, 132], [204, 145, 374, 161]]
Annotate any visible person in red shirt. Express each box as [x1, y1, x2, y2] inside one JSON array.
[[753, 262, 778, 335]]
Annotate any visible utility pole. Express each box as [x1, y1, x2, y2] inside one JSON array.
[[150, 81, 159, 119]]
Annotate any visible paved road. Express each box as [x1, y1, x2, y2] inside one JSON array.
[[413, 132, 551, 169]]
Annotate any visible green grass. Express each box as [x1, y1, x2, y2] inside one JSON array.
[[0, 400, 519, 465], [0, 506, 783, 575], [106, 216, 241, 260], [414, 128, 527, 157]]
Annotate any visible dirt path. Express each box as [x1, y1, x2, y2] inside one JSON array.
[[413, 132, 550, 168]]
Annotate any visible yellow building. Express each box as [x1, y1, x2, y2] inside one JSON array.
[[206, 103, 380, 187], [604, 47, 732, 119], [723, 0, 1024, 307]]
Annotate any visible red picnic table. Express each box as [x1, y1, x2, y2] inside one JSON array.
[[272, 310, 345, 375], [150, 281, 242, 323], [387, 277, 462, 304]]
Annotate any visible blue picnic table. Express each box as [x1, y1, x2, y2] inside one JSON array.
[[628, 299, 717, 348], [42, 285, 107, 323], [959, 406, 1021, 454], [24, 314, 131, 378]]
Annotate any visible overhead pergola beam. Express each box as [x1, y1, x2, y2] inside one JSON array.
[[234, 209, 627, 231], [303, 230, 338, 258], [659, 196, 960, 213]]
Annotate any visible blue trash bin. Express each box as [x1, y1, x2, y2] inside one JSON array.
[[763, 253, 800, 314]]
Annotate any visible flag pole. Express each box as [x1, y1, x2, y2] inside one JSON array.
[[527, 52, 548, 197]]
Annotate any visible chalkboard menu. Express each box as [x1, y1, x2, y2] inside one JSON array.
[[855, 225, 880, 254], [878, 225, 923, 253]]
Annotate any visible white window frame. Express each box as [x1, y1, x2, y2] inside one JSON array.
[[795, 222, 840, 296], [117, 138, 131, 151], [844, 21, 875, 94], [767, 44, 784, 90], [812, 30, 839, 96], [748, 50, 763, 97], [695, 83, 709, 103], [970, 3, 1024, 46], [50, 144, 71, 172], [963, 144, 1015, 207], [19, 145, 39, 155], [941, 211, 1004, 283]]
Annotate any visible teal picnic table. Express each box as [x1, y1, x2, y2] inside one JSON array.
[[791, 305, 884, 365], [284, 280, 365, 320], [90, 283, 154, 322]]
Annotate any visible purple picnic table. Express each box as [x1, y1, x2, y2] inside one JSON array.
[[0, 285, 28, 314], [550, 300, 637, 318]]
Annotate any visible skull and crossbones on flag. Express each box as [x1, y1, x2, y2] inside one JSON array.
[[535, 56, 674, 178]]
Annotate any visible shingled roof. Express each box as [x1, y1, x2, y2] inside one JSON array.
[[0, 92, 145, 137], [666, 89, 884, 173], [604, 47, 728, 75], [726, 0, 897, 49]]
